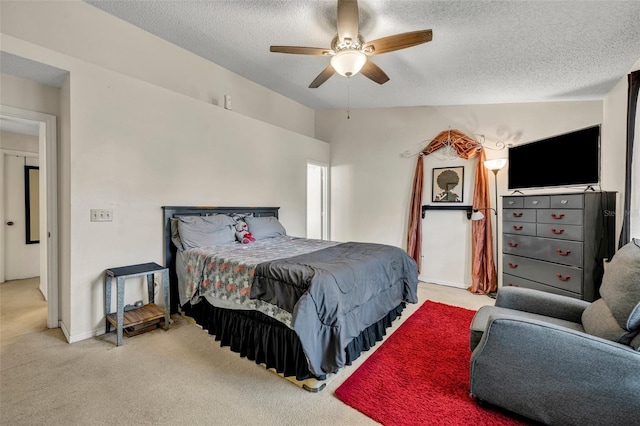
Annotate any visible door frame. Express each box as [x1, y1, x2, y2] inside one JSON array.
[[0, 105, 58, 328], [306, 160, 329, 240]]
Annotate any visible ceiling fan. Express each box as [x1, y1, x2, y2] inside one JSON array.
[[270, 0, 432, 88]]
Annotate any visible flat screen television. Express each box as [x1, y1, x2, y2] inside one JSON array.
[[507, 125, 601, 190]]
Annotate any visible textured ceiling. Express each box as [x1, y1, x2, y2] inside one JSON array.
[[83, 0, 640, 110]]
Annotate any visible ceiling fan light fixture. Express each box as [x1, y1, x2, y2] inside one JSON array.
[[331, 49, 367, 77]]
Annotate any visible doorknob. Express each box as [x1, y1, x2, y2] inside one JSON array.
[[6, 221, 14, 226]]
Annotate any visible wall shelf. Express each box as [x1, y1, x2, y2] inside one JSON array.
[[422, 204, 473, 219]]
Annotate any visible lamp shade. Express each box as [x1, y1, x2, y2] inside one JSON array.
[[331, 50, 367, 77], [470, 209, 485, 221], [483, 158, 507, 171]]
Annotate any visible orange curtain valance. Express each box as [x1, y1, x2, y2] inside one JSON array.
[[406, 129, 497, 294]]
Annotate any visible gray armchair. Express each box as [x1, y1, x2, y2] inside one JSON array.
[[469, 239, 640, 425]]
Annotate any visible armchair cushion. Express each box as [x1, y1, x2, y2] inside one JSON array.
[[598, 238, 640, 331], [632, 333, 640, 351]]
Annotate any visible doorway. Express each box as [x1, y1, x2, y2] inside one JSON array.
[[0, 106, 58, 328], [2, 151, 40, 280], [306, 161, 328, 240]]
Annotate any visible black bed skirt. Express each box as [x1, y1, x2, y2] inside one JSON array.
[[181, 299, 405, 381]]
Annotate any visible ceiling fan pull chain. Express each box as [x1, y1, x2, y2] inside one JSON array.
[[347, 80, 351, 119]]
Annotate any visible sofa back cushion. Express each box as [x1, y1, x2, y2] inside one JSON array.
[[599, 239, 640, 331], [582, 299, 638, 345]]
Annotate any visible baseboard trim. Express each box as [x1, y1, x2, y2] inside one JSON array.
[[66, 325, 105, 343], [59, 321, 71, 343], [419, 277, 467, 289]]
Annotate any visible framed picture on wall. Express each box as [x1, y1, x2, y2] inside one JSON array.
[[432, 166, 464, 203]]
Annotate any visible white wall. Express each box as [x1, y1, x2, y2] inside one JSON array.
[[316, 102, 603, 287], [0, 0, 315, 138], [1, 4, 329, 342], [0, 130, 39, 153], [59, 75, 71, 332], [0, 73, 60, 116]]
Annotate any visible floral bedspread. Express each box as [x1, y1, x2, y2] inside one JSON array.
[[182, 236, 339, 327]]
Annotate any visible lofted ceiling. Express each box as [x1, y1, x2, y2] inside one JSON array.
[[82, 0, 640, 110]]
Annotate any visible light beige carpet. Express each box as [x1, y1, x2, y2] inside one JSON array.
[[0, 278, 493, 425]]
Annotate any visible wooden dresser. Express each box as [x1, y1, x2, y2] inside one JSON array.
[[501, 191, 616, 301]]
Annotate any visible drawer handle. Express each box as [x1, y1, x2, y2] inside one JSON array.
[[551, 228, 565, 235], [508, 201, 515, 205], [556, 273, 571, 282], [508, 242, 519, 248], [556, 248, 572, 256], [551, 213, 565, 219], [531, 200, 539, 205], [513, 225, 524, 231], [561, 199, 569, 205], [508, 263, 518, 269], [512, 212, 523, 218]]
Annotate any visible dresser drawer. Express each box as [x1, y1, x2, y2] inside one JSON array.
[[504, 221, 536, 236], [536, 224, 583, 241], [524, 196, 550, 209], [503, 274, 581, 299], [503, 254, 583, 293], [550, 194, 584, 209], [536, 209, 583, 225], [503, 197, 523, 208], [503, 235, 583, 267], [503, 209, 536, 222]]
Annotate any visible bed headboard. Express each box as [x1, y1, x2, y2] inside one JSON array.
[[161, 206, 280, 313]]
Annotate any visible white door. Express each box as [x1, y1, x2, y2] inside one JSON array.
[[3, 154, 40, 280]]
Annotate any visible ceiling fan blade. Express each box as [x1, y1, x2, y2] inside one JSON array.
[[270, 46, 333, 56], [364, 30, 433, 55], [360, 60, 389, 85], [309, 65, 336, 88], [337, 0, 359, 44]]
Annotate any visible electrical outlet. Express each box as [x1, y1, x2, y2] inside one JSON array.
[[90, 209, 113, 222]]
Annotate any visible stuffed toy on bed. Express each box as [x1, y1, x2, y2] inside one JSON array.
[[235, 221, 256, 244]]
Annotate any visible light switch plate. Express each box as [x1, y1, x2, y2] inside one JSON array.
[[90, 209, 113, 222]]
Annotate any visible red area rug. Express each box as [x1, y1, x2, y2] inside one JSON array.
[[335, 301, 527, 426]]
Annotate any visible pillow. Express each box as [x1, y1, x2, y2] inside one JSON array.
[[230, 213, 253, 222], [599, 239, 640, 331], [244, 216, 286, 240], [582, 299, 637, 345], [170, 218, 184, 250], [177, 214, 236, 249]]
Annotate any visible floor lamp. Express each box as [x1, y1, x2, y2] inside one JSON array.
[[471, 158, 507, 298]]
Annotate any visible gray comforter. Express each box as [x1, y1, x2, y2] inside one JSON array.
[[250, 241, 419, 376]]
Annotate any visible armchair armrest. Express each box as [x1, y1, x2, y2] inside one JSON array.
[[470, 314, 640, 425], [495, 286, 590, 323]]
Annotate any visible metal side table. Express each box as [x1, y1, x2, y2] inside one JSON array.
[[104, 262, 170, 346]]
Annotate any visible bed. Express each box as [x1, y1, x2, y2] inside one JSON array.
[[162, 206, 418, 391]]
